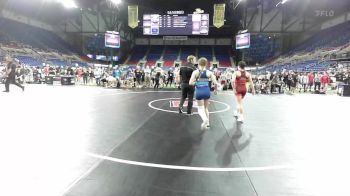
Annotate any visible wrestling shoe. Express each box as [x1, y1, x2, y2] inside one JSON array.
[[179, 107, 184, 114], [201, 120, 209, 130], [233, 110, 239, 117], [206, 121, 210, 128], [237, 114, 244, 123]]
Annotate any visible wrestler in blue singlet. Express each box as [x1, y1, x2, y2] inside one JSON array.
[[195, 70, 211, 100]]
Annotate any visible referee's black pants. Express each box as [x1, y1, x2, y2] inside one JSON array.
[[179, 83, 195, 114]]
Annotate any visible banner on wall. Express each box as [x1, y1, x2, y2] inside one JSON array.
[[128, 5, 138, 28], [213, 4, 225, 28]]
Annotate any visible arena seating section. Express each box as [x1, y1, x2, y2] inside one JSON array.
[[180, 46, 196, 64], [16, 55, 44, 67], [146, 46, 163, 67], [126, 45, 233, 68], [72, 61, 88, 67], [198, 46, 213, 61], [245, 34, 276, 64], [126, 46, 148, 65], [87, 34, 107, 54], [257, 21, 350, 74], [288, 21, 350, 55], [0, 18, 87, 67], [214, 46, 232, 67], [163, 46, 180, 67], [48, 59, 67, 66]]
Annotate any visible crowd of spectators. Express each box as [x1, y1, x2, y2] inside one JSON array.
[[1, 58, 349, 96], [251, 67, 350, 95], [0, 62, 181, 89]]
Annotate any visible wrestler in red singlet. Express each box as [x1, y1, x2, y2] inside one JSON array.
[[232, 61, 255, 123], [235, 70, 248, 98]]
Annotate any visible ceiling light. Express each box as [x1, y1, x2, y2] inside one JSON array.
[[60, 0, 78, 9], [234, 0, 244, 9], [111, 0, 122, 5], [276, 0, 291, 7]]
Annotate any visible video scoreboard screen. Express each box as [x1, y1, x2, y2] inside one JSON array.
[[143, 13, 209, 35], [236, 33, 250, 49], [105, 31, 120, 48]]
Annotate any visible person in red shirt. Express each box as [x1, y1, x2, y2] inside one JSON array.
[[307, 72, 314, 92], [43, 65, 50, 76], [320, 72, 330, 92]]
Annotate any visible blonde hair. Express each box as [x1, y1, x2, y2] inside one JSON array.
[[197, 57, 208, 70], [187, 55, 196, 63]]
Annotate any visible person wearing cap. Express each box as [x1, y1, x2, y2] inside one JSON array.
[[3, 56, 24, 93]]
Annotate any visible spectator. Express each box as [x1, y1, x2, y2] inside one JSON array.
[[270, 71, 281, 93], [320, 72, 330, 92], [94, 68, 102, 86], [144, 66, 151, 87], [166, 69, 174, 88], [134, 67, 143, 88], [314, 72, 321, 91], [307, 72, 315, 91], [154, 70, 161, 89], [300, 72, 308, 92], [88, 68, 94, 85], [344, 72, 350, 85], [83, 68, 89, 85]]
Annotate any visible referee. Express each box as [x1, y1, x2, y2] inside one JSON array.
[[177, 55, 196, 115]]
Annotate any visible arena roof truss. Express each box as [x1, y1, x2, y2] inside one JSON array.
[[241, 0, 350, 34], [62, 2, 133, 43]]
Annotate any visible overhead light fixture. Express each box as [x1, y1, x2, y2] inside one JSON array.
[[60, 0, 78, 9], [238, 29, 248, 34], [276, 0, 290, 7], [234, 0, 244, 10], [194, 8, 204, 14], [111, 0, 122, 5]]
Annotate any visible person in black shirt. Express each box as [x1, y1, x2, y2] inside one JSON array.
[[135, 67, 142, 87], [166, 70, 174, 88], [3, 56, 24, 92], [177, 55, 196, 115], [344, 72, 350, 85], [154, 68, 161, 89]]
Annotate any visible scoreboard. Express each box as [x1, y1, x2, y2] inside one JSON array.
[[236, 33, 250, 49], [105, 31, 120, 48], [143, 13, 209, 35]]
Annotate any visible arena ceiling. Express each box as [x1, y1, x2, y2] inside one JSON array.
[[2, 0, 350, 34]]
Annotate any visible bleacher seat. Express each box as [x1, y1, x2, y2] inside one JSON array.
[[245, 34, 276, 63], [198, 46, 212, 61], [214, 46, 232, 67], [146, 46, 163, 66], [163, 46, 179, 67], [127, 46, 148, 65], [181, 46, 196, 61], [259, 21, 350, 74], [48, 59, 67, 66], [0, 18, 76, 54], [16, 55, 43, 66]]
